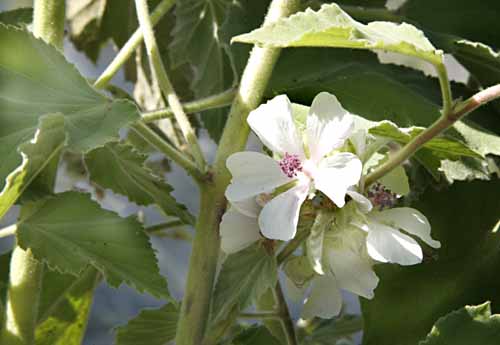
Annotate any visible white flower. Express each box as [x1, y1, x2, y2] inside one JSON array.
[[225, 92, 362, 241]]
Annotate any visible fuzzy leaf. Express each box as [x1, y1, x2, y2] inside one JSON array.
[[16, 192, 169, 299], [0, 8, 33, 25], [115, 303, 178, 345], [0, 114, 66, 219], [233, 3, 443, 65], [0, 25, 139, 198], [212, 243, 277, 322], [85, 142, 194, 225], [419, 302, 500, 345]]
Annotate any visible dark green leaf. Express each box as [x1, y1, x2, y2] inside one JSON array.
[[17, 192, 170, 299], [0, 8, 33, 26], [115, 303, 178, 345], [212, 243, 277, 322], [85, 142, 194, 224], [419, 302, 500, 345], [301, 314, 363, 345], [231, 326, 282, 345]]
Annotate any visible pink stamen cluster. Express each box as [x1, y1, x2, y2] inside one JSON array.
[[367, 183, 398, 210], [279, 153, 303, 178]]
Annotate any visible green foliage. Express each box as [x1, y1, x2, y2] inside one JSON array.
[[85, 142, 194, 224], [212, 243, 278, 322], [231, 326, 282, 345], [233, 3, 443, 65], [361, 179, 500, 345], [0, 114, 66, 219], [299, 314, 363, 345], [0, 8, 33, 25], [16, 192, 170, 299], [115, 303, 178, 345], [418, 302, 500, 345]]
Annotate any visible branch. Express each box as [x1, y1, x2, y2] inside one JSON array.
[[134, 0, 207, 171], [33, 0, 65, 49], [364, 84, 500, 186], [275, 282, 299, 345], [141, 88, 236, 122], [93, 0, 175, 89], [238, 312, 282, 320], [277, 227, 311, 265]]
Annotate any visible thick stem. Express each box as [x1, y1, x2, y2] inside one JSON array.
[[134, 0, 207, 171], [93, 0, 175, 89], [174, 1, 301, 345], [365, 84, 500, 186], [141, 88, 236, 122], [275, 282, 298, 345], [33, 0, 65, 49]]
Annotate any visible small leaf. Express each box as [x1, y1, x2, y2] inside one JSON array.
[[378, 165, 410, 196], [307, 211, 334, 275], [115, 303, 178, 345], [301, 314, 363, 345], [85, 142, 194, 225], [233, 3, 443, 65], [0, 8, 33, 26], [0, 114, 66, 219], [284, 256, 315, 289], [16, 191, 170, 299], [419, 302, 500, 345], [212, 243, 277, 322], [232, 326, 282, 345]]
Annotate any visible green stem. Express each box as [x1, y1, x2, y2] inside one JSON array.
[[365, 84, 500, 186], [340, 5, 403, 22], [141, 88, 237, 122], [174, 1, 302, 344], [93, 0, 176, 89], [238, 312, 282, 320], [436, 63, 453, 116], [275, 282, 298, 345], [144, 220, 184, 233], [0, 224, 17, 239], [277, 227, 312, 265], [33, 0, 65, 49], [134, 0, 207, 171], [130, 122, 204, 181]]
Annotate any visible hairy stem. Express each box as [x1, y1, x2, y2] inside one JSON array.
[[239, 312, 282, 320], [174, 1, 302, 345], [436, 63, 453, 116], [275, 282, 298, 345], [93, 0, 176, 89], [134, 0, 207, 171], [141, 88, 236, 122], [277, 227, 312, 265], [365, 83, 500, 185], [33, 0, 65, 49], [0, 224, 17, 239], [130, 123, 204, 181], [144, 220, 185, 233]]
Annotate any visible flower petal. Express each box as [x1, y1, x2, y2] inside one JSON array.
[[307, 92, 354, 162], [373, 207, 441, 248], [366, 221, 423, 265], [231, 198, 261, 218], [302, 274, 342, 319], [220, 208, 261, 254], [247, 95, 305, 157], [225, 151, 291, 201], [258, 184, 309, 241], [328, 248, 379, 299], [315, 153, 362, 208], [347, 189, 373, 213]]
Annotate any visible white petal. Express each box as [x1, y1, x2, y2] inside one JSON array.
[[302, 274, 342, 319], [366, 221, 423, 265], [350, 129, 367, 157], [225, 152, 291, 201], [328, 249, 379, 299], [307, 92, 354, 162], [373, 207, 441, 248], [258, 184, 309, 241], [247, 95, 305, 157], [315, 153, 362, 208], [220, 208, 261, 254], [346, 189, 373, 213], [231, 198, 260, 218]]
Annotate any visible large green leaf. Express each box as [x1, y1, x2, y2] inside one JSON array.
[[35, 267, 99, 345], [0, 114, 66, 219], [418, 302, 500, 345], [361, 179, 500, 345], [85, 142, 194, 224], [212, 243, 278, 322], [114, 303, 178, 345], [233, 3, 443, 65], [16, 191, 169, 299], [0, 8, 33, 26], [0, 25, 139, 198]]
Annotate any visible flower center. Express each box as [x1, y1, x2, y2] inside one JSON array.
[[367, 183, 397, 210], [279, 153, 303, 178]]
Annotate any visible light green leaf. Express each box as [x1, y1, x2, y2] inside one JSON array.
[[0, 114, 66, 220], [378, 165, 410, 196], [16, 191, 169, 299], [35, 267, 99, 345], [0, 8, 33, 26], [307, 211, 334, 276], [115, 303, 178, 345], [419, 302, 500, 345], [284, 255, 315, 289], [0, 25, 139, 196], [85, 142, 194, 225], [232, 326, 282, 345], [233, 3, 443, 65], [212, 243, 277, 322]]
